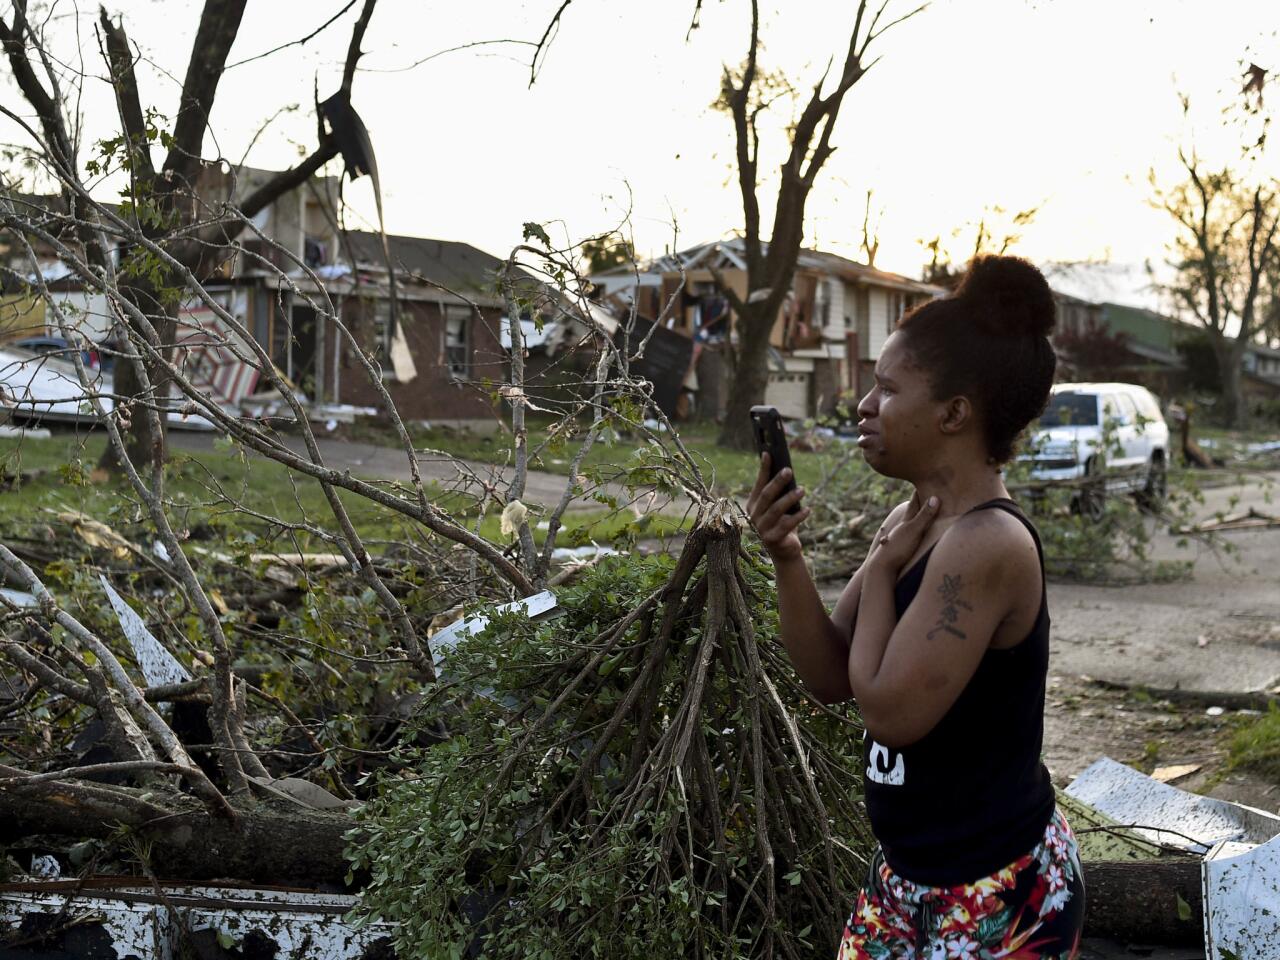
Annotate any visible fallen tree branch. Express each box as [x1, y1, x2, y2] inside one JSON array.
[[1084, 675, 1280, 712]]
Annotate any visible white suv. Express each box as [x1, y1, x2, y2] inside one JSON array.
[[1022, 382, 1170, 519]]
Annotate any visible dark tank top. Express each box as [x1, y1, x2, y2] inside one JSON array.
[[860, 497, 1056, 887]]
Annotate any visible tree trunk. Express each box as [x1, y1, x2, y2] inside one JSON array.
[[1213, 340, 1244, 427], [97, 278, 178, 474], [0, 788, 353, 886], [1080, 858, 1203, 946], [0, 781, 1208, 944], [717, 302, 776, 449], [1212, 337, 1249, 429]]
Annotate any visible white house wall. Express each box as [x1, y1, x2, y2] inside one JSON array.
[[765, 371, 809, 420], [868, 288, 893, 359], [822, 276, 845, 342]]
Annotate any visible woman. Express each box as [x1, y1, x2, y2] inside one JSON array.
[[747, 256, 1084, 958]]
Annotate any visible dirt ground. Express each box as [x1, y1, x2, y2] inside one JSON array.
[[1043, 470, 1280, 809]]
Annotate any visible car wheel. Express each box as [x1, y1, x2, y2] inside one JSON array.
[[1076, 457, 1105, 522], [1136, 454, 1167, 512]]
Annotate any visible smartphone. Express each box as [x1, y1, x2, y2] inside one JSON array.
[[749, 405, 800, 514]]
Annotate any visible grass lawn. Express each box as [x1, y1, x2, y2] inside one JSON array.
[[0, 429, 688, 550], [1229, 706, 1280, 782], [345, 416, 866, 499], [1193, 423, 1280, 462]]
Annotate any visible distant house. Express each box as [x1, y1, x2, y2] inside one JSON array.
[[1243, 342, 1280, 408], [211, 225, 519, 423], [0, 192, 116, 346], [1051, 295, 1187, 396], [591, 239, 944, 420], [1245, 342, 1280, 382]]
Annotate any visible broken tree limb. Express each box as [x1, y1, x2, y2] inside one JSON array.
[[0, 543, 233, 819], [1084, 675, 1280, 712], [1174, 506, 1280, 533], [353, 513, 879, 959]]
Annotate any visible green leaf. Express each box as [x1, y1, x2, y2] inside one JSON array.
[[1175, 891, 1192, 921], [522, 221, 552, 248], [215, 929, 237, 950]]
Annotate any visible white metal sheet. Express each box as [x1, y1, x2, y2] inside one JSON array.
[[1204, 833, 1280, 960], [1065, 757, 1280, 854], [100, 575, 192, 688]]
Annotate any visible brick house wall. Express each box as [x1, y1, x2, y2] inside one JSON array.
[[333, 297, 504, 421]]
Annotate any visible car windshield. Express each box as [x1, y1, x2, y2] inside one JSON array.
[[1038, 392, 1098, 427]]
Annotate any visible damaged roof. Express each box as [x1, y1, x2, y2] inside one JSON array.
[[343, 231, 533, 300], [602, 237, 945, 297]]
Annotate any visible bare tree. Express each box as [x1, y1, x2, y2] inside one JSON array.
[[711, 0, 926, 449], [1151, 148, 1280, 426], [917, 203, 1041, 288]]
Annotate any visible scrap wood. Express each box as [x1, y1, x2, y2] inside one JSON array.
[[1176, 506, 1280, 533], [1152, 763, 1203, 784], [191, 547, 352, 587]]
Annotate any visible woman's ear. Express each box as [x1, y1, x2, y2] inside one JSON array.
[[938, 395, 973, 435]]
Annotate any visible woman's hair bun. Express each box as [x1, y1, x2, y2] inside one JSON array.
[[952, 255, 1055, 338]]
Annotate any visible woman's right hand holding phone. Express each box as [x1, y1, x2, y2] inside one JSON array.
[[747, 453, 810, 563]]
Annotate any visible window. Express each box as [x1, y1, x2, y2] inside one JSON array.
[[1114, 393, 1138, 426], [372, 299, 393, 357], [444, 305, 470, 378], [1038, 392, 1098, 427], [886, 292, 903, 332]]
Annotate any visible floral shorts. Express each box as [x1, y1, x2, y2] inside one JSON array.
[[837, 810, 1085, 959]]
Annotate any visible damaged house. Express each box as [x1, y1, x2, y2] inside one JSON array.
[[191, 165, 512, 425], [2, 168, 519, 427], [590, 238, 944, 420]]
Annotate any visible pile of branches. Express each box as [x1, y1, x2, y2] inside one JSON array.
[[351, 510, 874, 960], [0, 500, 484, 881]]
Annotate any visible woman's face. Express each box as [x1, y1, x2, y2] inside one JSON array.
[[855, 331, 942, 479]]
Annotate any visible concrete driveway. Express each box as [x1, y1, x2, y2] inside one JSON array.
[[1048, 470, 1280, 694]]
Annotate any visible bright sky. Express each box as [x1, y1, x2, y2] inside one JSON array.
[[3, 0, 1278, 307]]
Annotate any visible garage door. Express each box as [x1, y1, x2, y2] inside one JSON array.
[[765, 372, 810, 420]]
